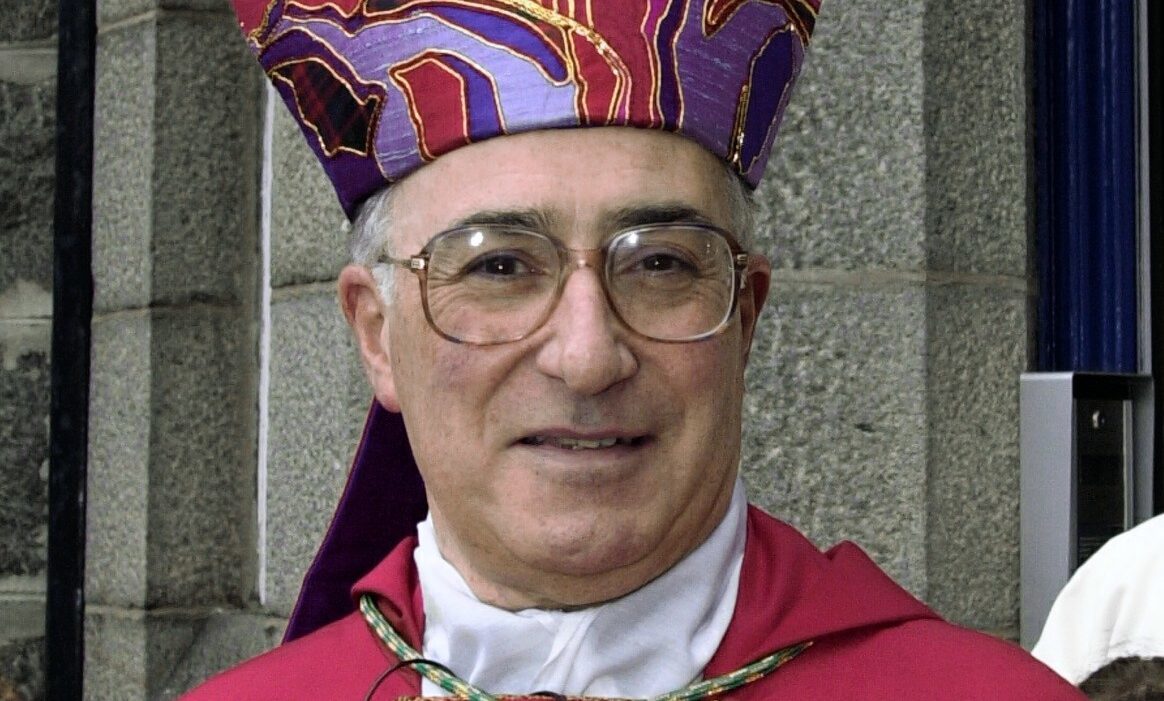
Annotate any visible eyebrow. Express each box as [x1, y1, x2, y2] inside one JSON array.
[[448, 202, 717, 234], [598, 203, 718, 231], [449, 208, 554, 231]]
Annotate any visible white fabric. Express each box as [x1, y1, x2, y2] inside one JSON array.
[[1032, 514, 1164, 684], [414, 479, 747, 698]]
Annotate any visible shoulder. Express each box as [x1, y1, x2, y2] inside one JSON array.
[[860, 619, 1084, 698], [179, 611, 416, 700], [1060, 515, 1164, 607], [1032, 515, 1164, 682], [735, 507, 1083, 699], [1077, 515, 1164, 569], [754, 618, 1084, 700], [874, 618, 1075, 686]]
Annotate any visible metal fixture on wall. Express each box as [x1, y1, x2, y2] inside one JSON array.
[[1019, 373, 1155, 648], [1148, 0, 1164, 518], [1022, 0, 1160, 650], [1034, 0, 1139, 374], [47, 0, 97, 697]]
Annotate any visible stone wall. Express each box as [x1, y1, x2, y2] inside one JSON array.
[[83, 3, 281, 698], [75, 0, 1035, 696], [741, 1, 1031, 635], [0, 0, 58, 697]]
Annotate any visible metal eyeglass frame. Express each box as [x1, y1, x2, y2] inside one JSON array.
[[377, 222, 752, 346]]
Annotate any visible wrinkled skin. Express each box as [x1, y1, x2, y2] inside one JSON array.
[[339, 127, 770, 610]]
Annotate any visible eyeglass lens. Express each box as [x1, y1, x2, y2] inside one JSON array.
[[422, 226, 737, 344]]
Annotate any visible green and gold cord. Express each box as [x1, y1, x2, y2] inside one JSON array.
[[359, 593, 810, 701]]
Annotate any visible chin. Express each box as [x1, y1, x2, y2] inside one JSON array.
[[515, 518, 662, 578]]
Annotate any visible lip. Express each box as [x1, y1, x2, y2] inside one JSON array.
[[514, 428, 650, 451]]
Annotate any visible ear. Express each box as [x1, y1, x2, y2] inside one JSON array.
[[338, 264, 401, 412], [737, 252, 771, 363]]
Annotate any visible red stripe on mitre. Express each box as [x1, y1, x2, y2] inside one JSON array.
[[570, 38, 619, 125], [582, 3, 662, 126], [231, 0, 276, 35], [290, 0, 364, 15], [232, 0, 364, 37], [389, 57, 472, 162]]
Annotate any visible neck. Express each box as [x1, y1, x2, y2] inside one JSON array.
[[413, 481, 749, 698], [428, 483, 737, 610]]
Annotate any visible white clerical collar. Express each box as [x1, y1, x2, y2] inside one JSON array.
[[414, 480, 747, 698]]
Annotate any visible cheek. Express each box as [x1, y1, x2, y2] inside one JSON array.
[[395, 350, 480, 439], [390, 325, 519, 476], [682, 334, 744, 394], [389, 307, 475, 398], [675, 338, 746, 443]]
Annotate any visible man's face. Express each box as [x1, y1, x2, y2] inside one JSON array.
[[342, 127, 770, 609]]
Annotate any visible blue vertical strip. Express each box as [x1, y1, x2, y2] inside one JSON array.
[[1035, 0, 1138, 372]]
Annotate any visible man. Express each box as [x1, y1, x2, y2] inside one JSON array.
[[186, 1, 1083, 698], [1033, 514, 1164, 685]]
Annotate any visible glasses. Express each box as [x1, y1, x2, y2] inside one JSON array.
[[378, 222, 751, 346]]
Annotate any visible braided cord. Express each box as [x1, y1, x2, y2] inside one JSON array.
[[649, 641, 811, 701], [359, 593, 810, 701], [360, 594, 499, 701]]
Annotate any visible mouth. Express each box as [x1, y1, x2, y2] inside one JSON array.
[[518, 435, 647, 450]]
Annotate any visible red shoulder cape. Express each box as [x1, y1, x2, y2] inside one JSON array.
[[183, 507, 1083, 699]]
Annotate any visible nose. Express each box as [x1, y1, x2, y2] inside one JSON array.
[[534, 264, 638, 395]]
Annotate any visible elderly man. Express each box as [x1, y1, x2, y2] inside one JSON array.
[[1033, 514, 1164, 684], [186, 1, 1082, 698]]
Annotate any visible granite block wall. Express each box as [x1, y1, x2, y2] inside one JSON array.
[[263, 285, 366, 615], [259, 100, 363, 616], [83, 4, 267, 697], [269, 106, 352, 288], [742, 283, 930, 594], [0, 3, 57, 697], [76, 0, 1036, 695], [743, 0, 1031, 636], [920, 0, 1030, 633]]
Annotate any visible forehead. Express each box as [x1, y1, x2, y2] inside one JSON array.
[[388, 127, 733, 247]]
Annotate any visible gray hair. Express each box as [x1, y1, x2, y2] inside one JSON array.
[[348, 160, 758, 302], [348, 183, 399, 300], [720, 164, 757, 251]]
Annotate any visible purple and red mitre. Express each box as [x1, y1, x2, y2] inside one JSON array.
[[232, 0, 822, 218]]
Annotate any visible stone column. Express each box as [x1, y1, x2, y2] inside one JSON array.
[[260, 102, 368, 619], [0, 2, 57, 698], [742, 1, 1031, 638], [920, 1, 1030, 636], [84, 2, 280, 696]]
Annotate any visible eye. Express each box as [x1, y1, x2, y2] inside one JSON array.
[[458, 248, 553, 282], [470, 253, 531, 276], [620, 247, 700, 277], [637, 252, 694, 273]]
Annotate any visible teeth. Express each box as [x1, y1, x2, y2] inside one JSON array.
[[562, 437, 618, 450], [525, 436, 627, 450]]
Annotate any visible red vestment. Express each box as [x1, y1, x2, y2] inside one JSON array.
[[183, 506, 1083, 700]]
